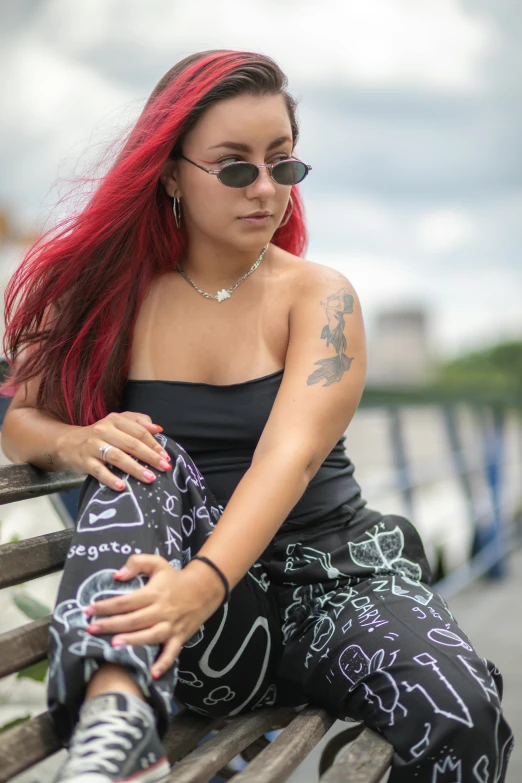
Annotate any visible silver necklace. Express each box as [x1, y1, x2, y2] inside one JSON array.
[[175, 244, 269, 302]]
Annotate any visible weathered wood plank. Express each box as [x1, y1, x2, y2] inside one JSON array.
[[0, 530, 72, 588], [163, 707, 226, 764], [318, 723, 365, 777], [0, 616, 50, 678], [230, 706, 336, 783], [318, 726, 394, 782], [0, 711, 62, 782], [0, 464, 84, 504], [167, 706, 298, 783]]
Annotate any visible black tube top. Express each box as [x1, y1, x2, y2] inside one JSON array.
[[118, 369, 367, 532]]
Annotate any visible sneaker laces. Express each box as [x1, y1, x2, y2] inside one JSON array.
[[63, 710, 144, 776]]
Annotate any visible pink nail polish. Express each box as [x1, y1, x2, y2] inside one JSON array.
[[112, 638, 126, 647]]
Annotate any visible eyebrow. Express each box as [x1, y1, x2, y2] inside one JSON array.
[[208, 135, 292, 152]]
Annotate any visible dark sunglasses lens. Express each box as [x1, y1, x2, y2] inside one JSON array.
[[272, 160, 308, 185], [218, 162, 258, 188]]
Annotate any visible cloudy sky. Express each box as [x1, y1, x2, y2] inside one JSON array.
[[1, 0, 520, 360]]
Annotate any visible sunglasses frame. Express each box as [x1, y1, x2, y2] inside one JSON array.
[[180, 153, 312, 187]]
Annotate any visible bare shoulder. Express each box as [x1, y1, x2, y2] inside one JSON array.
[[294, 258, 358, 294], [271, 248, 358, 296], [277, 255, 361, 320]]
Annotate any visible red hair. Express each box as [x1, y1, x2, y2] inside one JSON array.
[[1, 50, 308, 426]]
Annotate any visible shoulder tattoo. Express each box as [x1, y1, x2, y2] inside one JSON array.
[[307, 287, 354, 386]]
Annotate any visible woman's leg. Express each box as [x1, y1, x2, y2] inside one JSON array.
[[47, 435, 283, 748], [270, 511, 515, 783]]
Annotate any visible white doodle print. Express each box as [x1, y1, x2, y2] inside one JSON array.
[[184, 626, 205, 648], [403, 653, 473, 727], [391, 575, 434, 606], [427, 628, 473, 652], [456, 656, 499, 703], [171, 452, 206, 495], [251, 683, 277, 709], [281, 583, 359, 646], [409, 722, 432, 758], [203, 685, 236, 706], [164, 525, 182, 555], [77, 476, 144, 533], [473, 754, 489, 783], [432, 754, 462, 782], [178, 670, 204, 688], [284, 543, 351, 579], [51, 569, 168, 705], [69, 632, 160, 694], [67, 541, 143, 562], [161, 491, 181, 520], [198, 602, 271, 715], [351, 595, 389, 631], [311, 615, 335, 652], [338, 644, 399, 691], [248, 562, 270, 592], [348, 524, 423, 580], [48, 626, 67, 703], [338, 645, 407, 727], [485, 704, 514, 783]]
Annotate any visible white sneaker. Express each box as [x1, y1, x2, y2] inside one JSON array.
[[52, 691, 171, 782]]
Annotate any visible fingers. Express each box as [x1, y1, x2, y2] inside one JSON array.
[[88, 412, 173, 490], [110, 621, 174, 650], [86, 605, 156, 637], [151, 637, 183, 680]]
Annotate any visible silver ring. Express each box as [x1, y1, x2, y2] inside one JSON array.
[[99, 444, 114, 463]]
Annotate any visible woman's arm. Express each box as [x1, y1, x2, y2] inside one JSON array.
[[1, 371, 82, 470], [186, 263, 367, 592]]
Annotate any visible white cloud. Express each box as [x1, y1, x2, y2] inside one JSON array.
[[415, 209, 476, 254], [34, 0, 492, 92]]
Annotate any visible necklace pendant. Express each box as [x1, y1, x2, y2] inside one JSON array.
[[216, 289, 231, 302]]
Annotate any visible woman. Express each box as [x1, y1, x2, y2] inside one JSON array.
[[1, 50, 513, 783]]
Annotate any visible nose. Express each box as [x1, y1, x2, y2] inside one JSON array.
[[246, 164, 276, 200]]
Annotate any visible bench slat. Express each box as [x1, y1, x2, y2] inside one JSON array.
[[230, 706, 336, 783], [0, 616, 50, 678], [0, 530, 72, 588], [318, 726, 394, 782], [163, 707, 226, 763], [168, 706, 299, 782], [0, 465, 84, 505], [0, 706, 223, 781], [0, 710, 62, 782]]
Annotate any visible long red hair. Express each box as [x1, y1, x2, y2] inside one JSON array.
[[1, 49, 308, 426]]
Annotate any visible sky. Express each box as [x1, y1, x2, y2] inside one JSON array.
[[0, 0, 520, 360]]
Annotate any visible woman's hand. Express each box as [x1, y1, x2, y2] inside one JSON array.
[[83, 554, 226, 679], [56, 411, 173, 491]]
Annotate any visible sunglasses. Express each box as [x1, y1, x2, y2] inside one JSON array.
[[180, 153, 312, 188]]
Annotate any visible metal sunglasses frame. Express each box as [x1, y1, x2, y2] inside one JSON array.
[[180, 153, 312, 187]]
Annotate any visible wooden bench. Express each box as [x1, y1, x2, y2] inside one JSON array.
[[0, 464, 393, 782]]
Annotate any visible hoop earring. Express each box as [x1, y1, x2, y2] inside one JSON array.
[[279, 195, 294, 228], [173, 196, 182, 229]]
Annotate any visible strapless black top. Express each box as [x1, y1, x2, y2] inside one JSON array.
[[118, 369, 367, 532]]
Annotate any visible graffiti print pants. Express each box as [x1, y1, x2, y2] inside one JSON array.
[[47, 434, 514, 782]]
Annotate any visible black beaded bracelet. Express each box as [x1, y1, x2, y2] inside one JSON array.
[[191, 555, 231, 606]]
